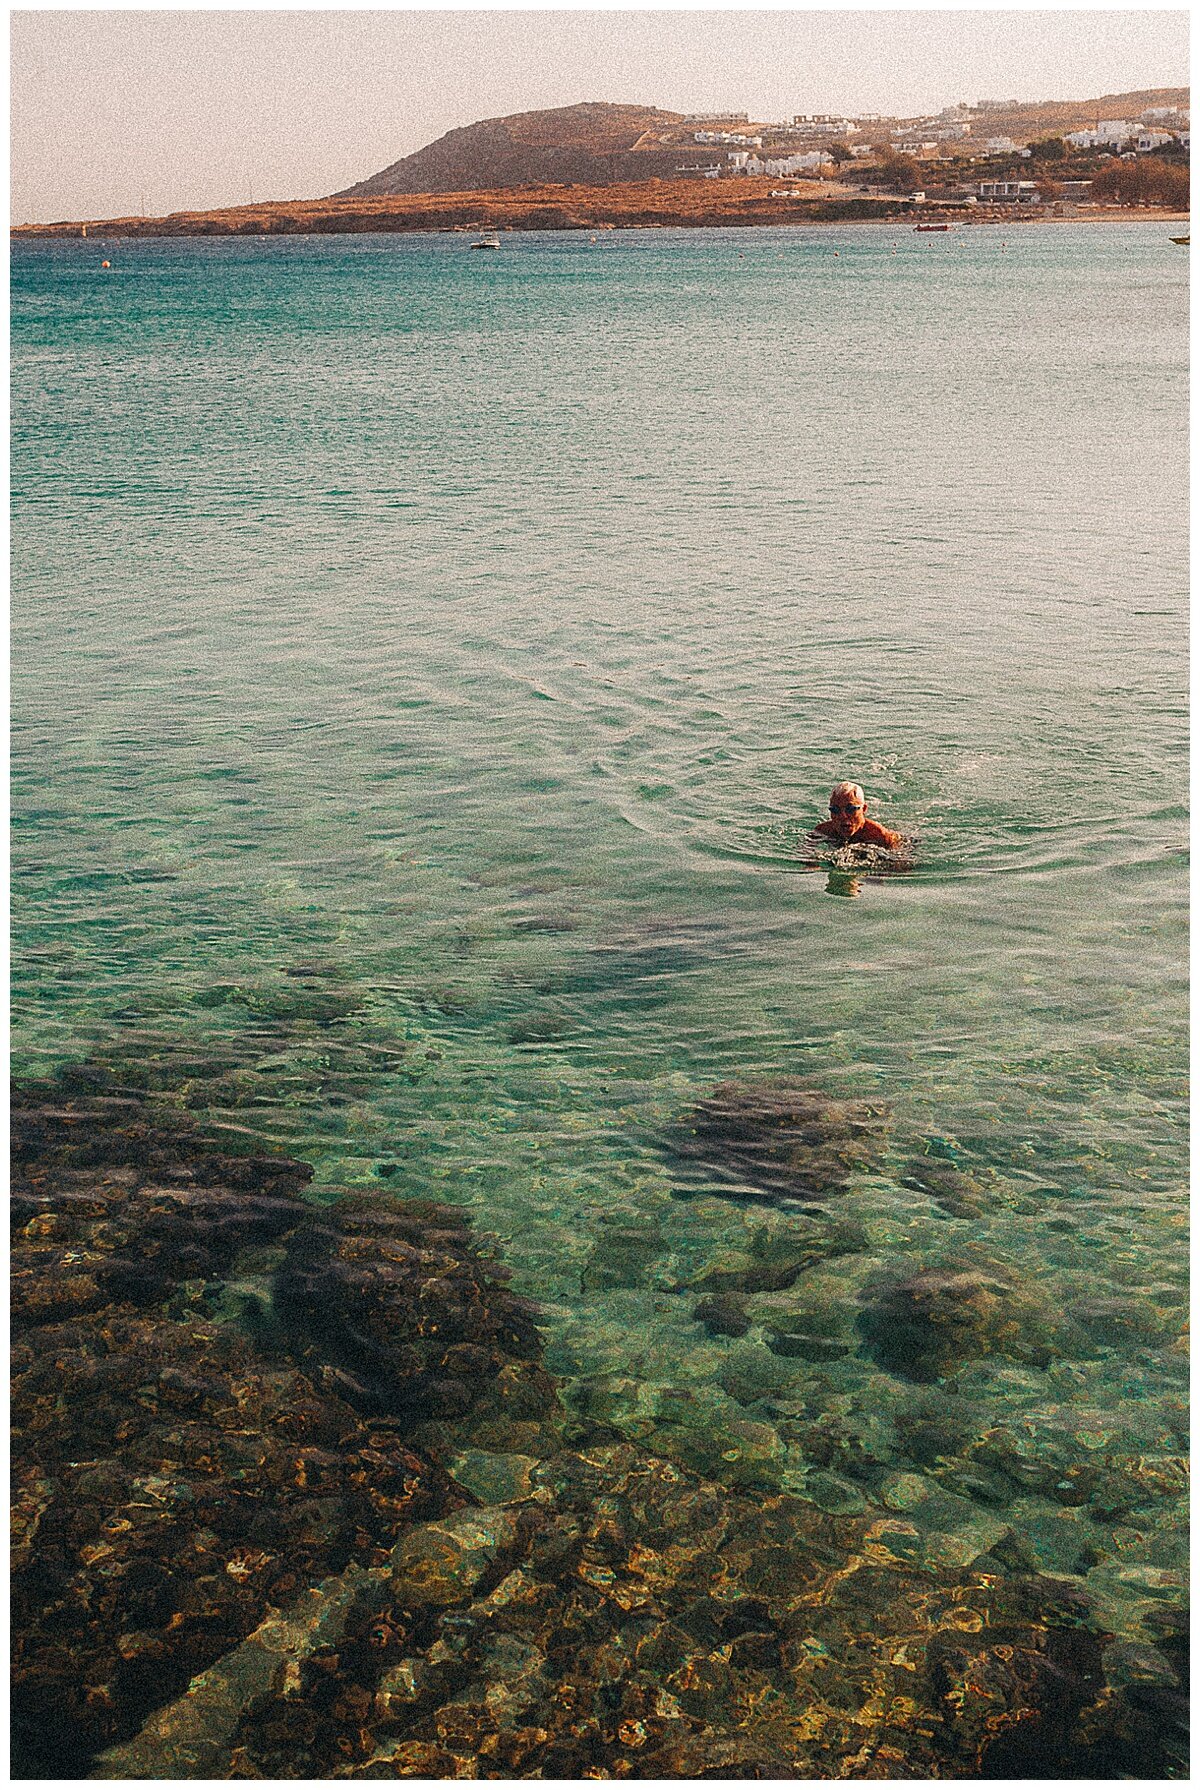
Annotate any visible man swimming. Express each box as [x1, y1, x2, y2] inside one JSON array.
[[811, 781, 902, 850]]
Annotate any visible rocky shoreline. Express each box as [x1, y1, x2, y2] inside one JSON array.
[[11, 1071, 1188, 1779]]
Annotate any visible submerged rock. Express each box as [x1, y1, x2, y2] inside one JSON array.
[[580, 1209, 664, 1291], [274, 1195, 552, 1430], [1068, 1295, 1168, 1347], [8, 1081, 548, 1779], [389, 1507, 525, 1609], [157, 1440, 1161, 1782], [10, 1077, 1183, 1782], [857, 1262, 1058, 1382], [11, 1294, 453, 1774], [445, 1449, 540, 1507], [687, 1213, 866, 1296], [692, 1293, 751, 1338], [900, 1155, 996, 1219], [669, 1078, 888, 1203]]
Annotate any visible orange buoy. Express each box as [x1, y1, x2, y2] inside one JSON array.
[[101, 260, 111, 269]]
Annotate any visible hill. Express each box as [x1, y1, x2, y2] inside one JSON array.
[[336, 91, 1190, 197], [337, 101, 690, 197], [964, 87, 1189, 140]]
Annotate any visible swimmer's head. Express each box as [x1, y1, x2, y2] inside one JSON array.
[[827, 781, 867, 840]]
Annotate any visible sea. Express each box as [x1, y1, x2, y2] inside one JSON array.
[[11, 223, 1188, 1650]]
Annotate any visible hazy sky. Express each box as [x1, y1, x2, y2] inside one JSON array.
[[10, 8, 1190, 222]]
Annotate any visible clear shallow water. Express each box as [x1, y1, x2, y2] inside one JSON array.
[[11, 226, 1188, 1641]]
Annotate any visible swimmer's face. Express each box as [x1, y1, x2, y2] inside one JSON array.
[[828, 790, 867, 839]]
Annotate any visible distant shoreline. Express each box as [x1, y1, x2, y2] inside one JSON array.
[[10, 178, 1189, 240]]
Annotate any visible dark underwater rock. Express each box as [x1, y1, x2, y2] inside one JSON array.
[[669, 1078, 888, 1203], [857, 1262, 1058, 1382], [687, 1213, 866, 1296], [693, 1293, 751, 1337], [11, 1303, 455, 1776], [926, 1614, 1107, 1774], [10, 1079, 1183, 1781], [150, 1440, 1158, 1782], [765, 1326, 849, 1362], [538, 916, 725, 1007], [1068, 1295, 1168, 1347], [195, 978, 364, 1026], [901, 1155, 996, 1219], [8, 1083, 548, 1779], [273, 1195, 553, 1431]]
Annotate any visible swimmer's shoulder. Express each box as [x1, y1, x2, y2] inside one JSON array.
[[860, 819, 901, 848]]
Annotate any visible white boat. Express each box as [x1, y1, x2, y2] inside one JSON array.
[[470, 232, 502, 251]]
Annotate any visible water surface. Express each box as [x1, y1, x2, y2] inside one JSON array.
[[12, 223, 1188, 1643]]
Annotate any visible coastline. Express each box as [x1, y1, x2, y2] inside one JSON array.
[[10, 177, 1188, 239]]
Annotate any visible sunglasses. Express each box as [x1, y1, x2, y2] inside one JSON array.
[[830, 801, 864, 814]]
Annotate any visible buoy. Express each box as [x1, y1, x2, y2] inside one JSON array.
[[101, 260, 111, 269]]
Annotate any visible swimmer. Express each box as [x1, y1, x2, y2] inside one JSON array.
[[811, 781, 901, 850]]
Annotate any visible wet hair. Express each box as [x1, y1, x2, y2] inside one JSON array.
[[829, 781, 866, 805]]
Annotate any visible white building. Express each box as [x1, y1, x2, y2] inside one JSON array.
[[1135, 130, 1174, 152], [790, 114, 858, 137], [767, 151, 832, 173], [983, 137, 1019, 153], [1069, 119, 1140, 149], [971, 178, 1039, 201]]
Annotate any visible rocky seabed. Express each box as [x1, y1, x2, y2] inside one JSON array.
[[11, 1073, 1188, 1780]]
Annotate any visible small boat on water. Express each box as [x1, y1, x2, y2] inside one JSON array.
[[1170, 233, 1189, 245], [914, 222, 951, 232], [470, 232, 502, 251]]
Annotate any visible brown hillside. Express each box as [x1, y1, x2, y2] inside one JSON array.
[[337, 101, 686, 197], [966, 86, 1188, 140], [337, 90, 1189, 198]]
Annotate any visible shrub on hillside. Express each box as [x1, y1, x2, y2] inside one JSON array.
[[1092, 157, 1189, 207]]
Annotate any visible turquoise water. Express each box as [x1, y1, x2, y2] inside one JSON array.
[[11, 225, 1188, 1640]]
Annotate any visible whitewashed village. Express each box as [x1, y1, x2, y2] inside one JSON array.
[[670, 98, 1189, 208]]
